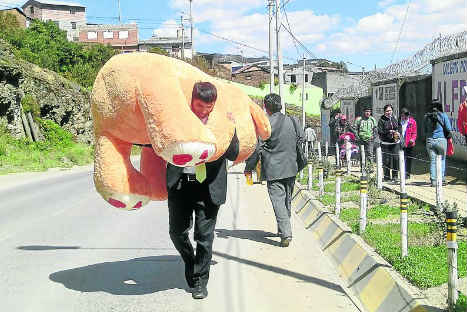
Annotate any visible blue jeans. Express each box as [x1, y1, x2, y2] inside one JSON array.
[[426, 138, 447, 183]]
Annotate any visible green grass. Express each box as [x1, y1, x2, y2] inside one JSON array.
[[361, 223, 466, 289], [340, 203, 418, 224], [456, 294, 466, 312], [0, 120, 93, 174]]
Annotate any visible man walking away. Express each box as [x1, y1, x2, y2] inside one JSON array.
[[305, 125, 316, 156], [244, 93, 304, 247]]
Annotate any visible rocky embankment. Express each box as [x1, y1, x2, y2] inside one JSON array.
[[0, 39, 93, 143]]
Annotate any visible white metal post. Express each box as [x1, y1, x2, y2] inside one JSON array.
[[305, 141, 309, 159], [360, 145, 366, 175], [376, 146, 383, 189], [318, 141, 322, 161], [335, 142, 340, 167], [446, 210, 458, 309], [399, 150, 408, 257], [346, 141, 351, 176], [319, 166, 324, 197], [335, 169, 342, 217], [302, 55, 306, 130], [275, 0, 284, 112], [359, 175, 368, 234], [268, 0, 274, 93], [307, 162, 313, 190]]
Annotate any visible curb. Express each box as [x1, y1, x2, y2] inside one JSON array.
[[291, 185, 440, 312]]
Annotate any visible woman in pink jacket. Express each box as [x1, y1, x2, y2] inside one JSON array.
[[399, 107, 417, 179]]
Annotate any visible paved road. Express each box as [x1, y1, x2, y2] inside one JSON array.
[[0, 164, 358, 312]]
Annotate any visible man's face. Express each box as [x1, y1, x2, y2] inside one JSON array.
[[364, 110, 371, 118], [191, 98, 215, 123]]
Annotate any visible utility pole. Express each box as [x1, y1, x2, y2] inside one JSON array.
[[268, 0, 274, 93], [117, 0, 121, 24], [189, 0, 194, 57], [275, 0, 284, 113], [181, 16, 185, 59], [302, 55, 306, 130]]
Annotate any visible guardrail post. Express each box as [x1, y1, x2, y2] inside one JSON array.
[[305, 141, 309, 160], [325, 141, 329, 163], [335, 168, 342, 217], [360, 144, 366, 175], [436, 154, 443, 210], [318, 141, 322, 161], [376, 146, 383, 190], [307, 162, 313, 190], [319, 163, 324, 197], [346, 141, 351, 176], [400, 193, 408, 258], [335, 142, 340, 167], [446, 210, 458, 310], [359, 175, 368, 234]]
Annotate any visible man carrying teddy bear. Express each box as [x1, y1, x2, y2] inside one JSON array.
[[166, 82, 239, 300]]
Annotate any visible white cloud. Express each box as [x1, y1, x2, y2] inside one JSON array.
[[0, 0, 24, 9], [378, 0, 397, 7], [152, 19, 180, 38]]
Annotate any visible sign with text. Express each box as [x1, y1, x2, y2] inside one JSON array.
[[432, 56, 467, 147], [373, 83, 399, 121], [341, 99, 356, 122]]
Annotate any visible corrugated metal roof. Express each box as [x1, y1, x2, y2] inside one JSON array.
[[32, 0, 85, 8]]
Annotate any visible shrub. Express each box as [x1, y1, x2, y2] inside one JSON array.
[[38, 119, 73, 149], [21, 94, 40, 119]]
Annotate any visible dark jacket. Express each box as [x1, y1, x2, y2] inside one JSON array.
[[245, 113, 304, 181], [166, 131, 239, 205], [377, 115, 399, 143]]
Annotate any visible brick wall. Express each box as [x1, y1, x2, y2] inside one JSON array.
[[79, 26, 138, 47]]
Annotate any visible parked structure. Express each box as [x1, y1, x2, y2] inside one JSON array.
[[79, 23, 138, 53], [231, 62, 272, 88], [0, 8, 31, 28], [312, 71, 362, 98], [139, 32, 192, 59], [22, 0, 86, 41]]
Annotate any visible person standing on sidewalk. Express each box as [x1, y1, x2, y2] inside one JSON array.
[[304, 125, 317, 155], [399, 108, 417, 180], [377, 104, 400, 182], [354, 106, 377, 170], [244, 93, 304, 248], [166, 82, 239, 299], [424, 99, 452, 186]]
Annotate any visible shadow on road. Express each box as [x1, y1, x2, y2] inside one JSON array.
[[48, 255, 188, 295], [215, 229, 279, 247]]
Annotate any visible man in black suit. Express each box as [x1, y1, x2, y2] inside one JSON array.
[[166, 82, 239, 300], [244, 93, 304, 247]]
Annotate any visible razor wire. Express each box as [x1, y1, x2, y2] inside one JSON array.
[[323, 31, 467, 108]]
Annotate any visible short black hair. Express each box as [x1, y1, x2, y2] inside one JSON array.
[[431, 99, 443, 112], [383, 104, 393, 112], [192, 82, 217, 103], [400, 107, 410, 116], [264, 93, 282, 113]]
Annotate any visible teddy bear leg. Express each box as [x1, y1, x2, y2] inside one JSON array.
[[140, 146, 168, 200], [94, 134, 151, 210]]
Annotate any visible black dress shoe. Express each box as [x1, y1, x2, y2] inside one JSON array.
[[192, 284, 208, 299], [280, 237, 292, 247]]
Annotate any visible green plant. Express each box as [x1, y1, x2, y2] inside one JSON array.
[[289, 83, 298, 94], [21, 94, 40, 119], [456, 294, 466, 312], [259, 81, 266, 90], [37, 119, 73, 149], [148, 46, 169, 56]]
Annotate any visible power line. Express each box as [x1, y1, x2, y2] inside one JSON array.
[[390, 0, 411, 64]]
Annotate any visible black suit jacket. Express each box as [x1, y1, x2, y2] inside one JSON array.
[[166, 131, 239, 206]]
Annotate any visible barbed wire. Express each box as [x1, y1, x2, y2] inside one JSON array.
[[323, 30, 467, 108]]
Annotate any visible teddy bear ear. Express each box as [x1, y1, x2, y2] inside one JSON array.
[[249, 101, 271, 140]]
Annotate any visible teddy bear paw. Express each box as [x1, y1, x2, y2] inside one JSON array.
[[160, 142, 216, 167], [101, 190, 151, 211]]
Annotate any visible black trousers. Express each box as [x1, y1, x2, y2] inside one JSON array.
[[168, 177, 219, 288], [403, 146, 414, 177], [381, 143, 399, 179]]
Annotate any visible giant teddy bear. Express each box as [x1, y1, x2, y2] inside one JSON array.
[[91, 52, 271, 210]]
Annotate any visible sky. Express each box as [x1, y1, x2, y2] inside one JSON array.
[[1, 0, 466, 71]]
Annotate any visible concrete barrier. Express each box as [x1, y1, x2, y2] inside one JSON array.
[[292, 186, 440, 312]]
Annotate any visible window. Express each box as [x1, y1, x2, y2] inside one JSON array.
[[119, 31, 129, 39], [73, 37, 79, 41], [246, 75, 252, 80], [87, 31, 97, 40], [306, 93, 308, 100], [53, 20, 59, 27], [30, 6, 34, 14], [291, 74, 296, 83], [103, 31, 113, 39], [71, 22, 76, 30], [70, 9, 75, 14], [305, 74, 309, 82]]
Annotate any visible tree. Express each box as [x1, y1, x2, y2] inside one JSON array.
[[148, 46, 169, 56]]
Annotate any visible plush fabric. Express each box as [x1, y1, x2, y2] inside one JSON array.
[[91, 53, 271, 210]]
